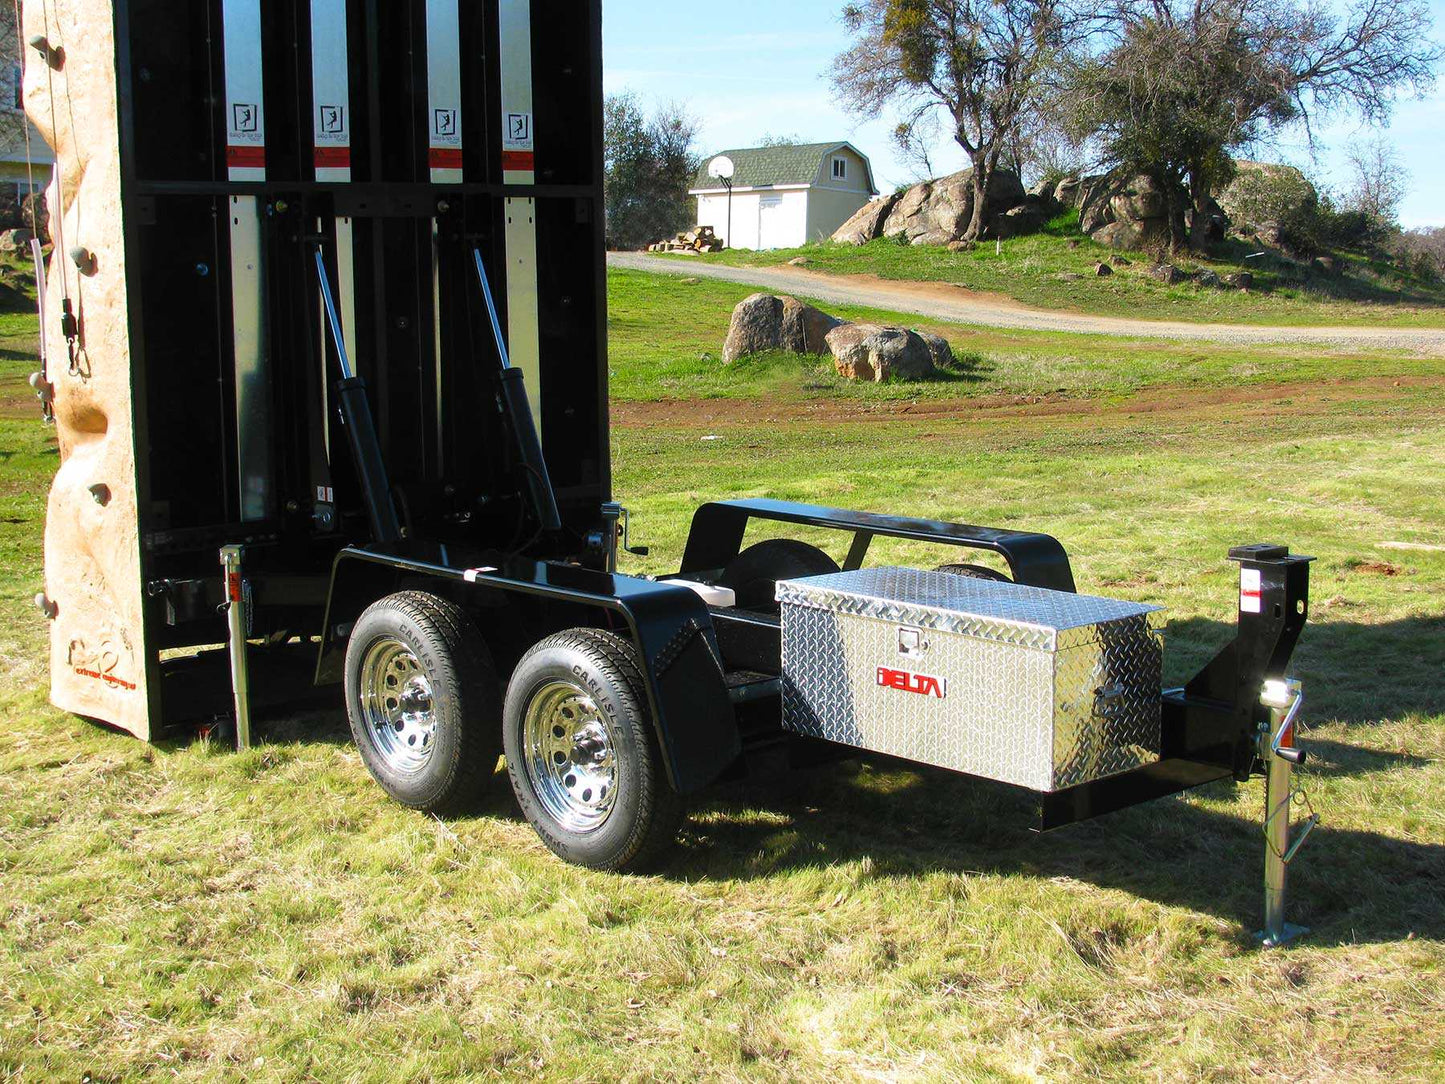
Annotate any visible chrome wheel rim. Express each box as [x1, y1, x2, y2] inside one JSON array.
[[358, 638, 437, 774], [522, 680, 618, 833]]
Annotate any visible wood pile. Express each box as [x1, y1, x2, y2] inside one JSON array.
[[648, 225, 723, 254]]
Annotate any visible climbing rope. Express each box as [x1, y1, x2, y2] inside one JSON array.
[[12, 0, 54, 421], [32, 0, 79, 386]]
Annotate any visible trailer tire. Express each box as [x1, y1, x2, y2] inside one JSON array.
[[504, 628, 683, 872], [935, 562, 1012, 582], [344, 590, 500, 814], [720, 539, 841, 612]]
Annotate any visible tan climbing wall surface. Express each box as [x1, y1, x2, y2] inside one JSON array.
[[26, 0, 151, 739]]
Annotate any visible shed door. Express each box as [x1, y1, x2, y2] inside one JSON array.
[[758, 197, 785, 250]]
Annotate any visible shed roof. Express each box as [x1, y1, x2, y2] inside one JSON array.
[[691, 142, 875, 193]]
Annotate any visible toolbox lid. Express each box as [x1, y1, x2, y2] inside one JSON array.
[[776, 567, 1164, 652]]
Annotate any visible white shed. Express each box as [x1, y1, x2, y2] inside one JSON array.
[[690, 142, 878, 251]]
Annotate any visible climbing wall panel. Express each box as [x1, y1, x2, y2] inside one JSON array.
[[25, 0, 151, 737]]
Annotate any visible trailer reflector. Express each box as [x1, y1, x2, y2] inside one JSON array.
[[1240, 567, 1263, 613]]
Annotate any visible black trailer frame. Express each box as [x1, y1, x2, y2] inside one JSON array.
[[315, 498, 1312, 825]]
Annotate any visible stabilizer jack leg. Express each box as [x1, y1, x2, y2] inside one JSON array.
[[220, 545, 253, 752], [1257, 678, 1318, 947]]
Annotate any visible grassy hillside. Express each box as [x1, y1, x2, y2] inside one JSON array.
[[662, 211, 1445, 328], [607, 267, 1442, 402]]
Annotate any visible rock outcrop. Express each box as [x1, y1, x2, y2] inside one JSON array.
[[1052, 158, 1324, 252], [1053, 175, 1086, 207], [1217, 161, 1317, 248], [1076, 173, 1175, 250], [832, 195, 901, 245], [832, 168, 1027, 246], [996, 203, 1045, 238]]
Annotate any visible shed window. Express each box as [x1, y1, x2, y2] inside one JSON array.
[[832, 157, 847, 181]]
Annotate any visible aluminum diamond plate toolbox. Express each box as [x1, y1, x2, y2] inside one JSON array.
[[776, 567, 1166, 791]]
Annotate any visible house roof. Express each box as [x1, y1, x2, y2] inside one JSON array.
[[691, 142, 876, 193]]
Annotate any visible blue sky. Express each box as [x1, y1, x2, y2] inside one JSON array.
[[602, 0, 1445, 228]]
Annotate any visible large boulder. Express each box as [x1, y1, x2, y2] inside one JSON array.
[[780, 295, 844, 354], [1217, 161, 1318, 249], [1026, 178, 1054, 201], [0, 190, 25, 231], [722, 293, 843, 363], [996, 202, 1045, 239], [836, 168, 1028, 246], [722, 293, 784, 363], [1080, 172, 1177, 250], [1186, 195, 1229, 245], [832, 194, 900, 246], [1092, 217, 1169, 251], [22, 193, 49, 245], [1053, 175, 1084, 207], [1075, 175, 1115, 233], [880, 179, 939, 241], [913, 330, 955, 370], [0, 185, 49, 244], [1109, 174, 1168, 224], [825, 324, 936, 382], [0, 227, 34, 252]]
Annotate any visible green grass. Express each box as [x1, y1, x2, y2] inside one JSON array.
[[663, 210, 1445, 329], [3, 278, 1444, 1079], [608, 267, 1444, 402]]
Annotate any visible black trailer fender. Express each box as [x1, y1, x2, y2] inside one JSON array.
[[316, 546, 740, 794], [681, 498, 1076, 592]]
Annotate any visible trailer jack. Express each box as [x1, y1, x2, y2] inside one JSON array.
[[1257, 678, 1319, 947], [220, 545, 253, 752]]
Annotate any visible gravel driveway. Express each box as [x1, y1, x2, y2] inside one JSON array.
[[608, 251, 1445, 356]]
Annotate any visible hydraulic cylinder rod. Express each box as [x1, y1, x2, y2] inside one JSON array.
[[314, 247, 402, 545], [472, 248, 561, 534]]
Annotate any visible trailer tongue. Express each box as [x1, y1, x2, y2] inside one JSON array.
[[31, 0, 1316, 943]]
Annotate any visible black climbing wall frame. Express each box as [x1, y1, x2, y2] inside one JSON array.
[[110, 0, 609, 732]]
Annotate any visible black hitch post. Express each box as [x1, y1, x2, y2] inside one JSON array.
[[313, 246, 402, 545], [1181, 544, 1314, 778]]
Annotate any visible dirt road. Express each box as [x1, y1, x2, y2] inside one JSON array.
[[611, 374, 1441, 429], [607, 251, 1445, 356]]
